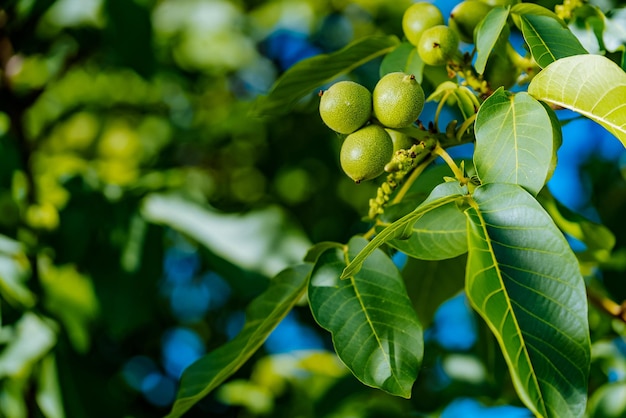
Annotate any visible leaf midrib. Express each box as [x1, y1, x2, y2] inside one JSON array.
[[533, 97, 626, 136], [348, 270, 403, 390], [522, 15, 556, 64]]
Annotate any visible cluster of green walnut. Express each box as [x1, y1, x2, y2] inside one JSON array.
[[318, 1, 501, 186], [319, 73, 425, 183]]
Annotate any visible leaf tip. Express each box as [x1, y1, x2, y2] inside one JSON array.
[[339, 269, 351, 280]]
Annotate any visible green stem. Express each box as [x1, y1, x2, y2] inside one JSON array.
[[433, 145, 464, 181], [456, 113, 476, 141], [433, 91, 450, 133], [506, 43, 539, 77]]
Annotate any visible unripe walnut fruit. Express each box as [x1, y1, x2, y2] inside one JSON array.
[[319, 81, 372, 134], [449, 0, 493, 43], [386, 129, 414, 152], [417, 25, 460, 66], [340, 125, 393, 183], [373, 72, 425, 129], [402, 3, 444, 47]]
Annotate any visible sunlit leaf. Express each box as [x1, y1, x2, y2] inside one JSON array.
[[602, 8, 626, 53], [36, 354, 64, 418], [475, 6, 510, 74], [39, 258, 99, 353], [0, 313, 57, 377], [166, 264, 312, 418], [465, 183, 590, 418], [519, 14, 587, 68], [342, 182, 466, 278], [0, 379, 26, 418], [252, 35, 400, 116], [587, 382, 626, 417], [379, 42, 424, 82], [474, 88, 554, 195], [143, 194, 311, 277], [384, 182, 467, 260], [0, 234, 34, 308], [309, 237, 422, 398], [528, 54, 626, 146], [510, 3, 565, 25]]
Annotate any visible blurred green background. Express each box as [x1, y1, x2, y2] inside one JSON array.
[[2, 0, 626, 417]]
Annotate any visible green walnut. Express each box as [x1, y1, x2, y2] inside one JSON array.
[[386, 129, 414, 153], [402, 2, 444, 47], [417, 25, 460, 66], [340, 125, 393, 183], [373, 72, 425, 129], [449, 0, 493, 43], [319, 80, 372, 134]]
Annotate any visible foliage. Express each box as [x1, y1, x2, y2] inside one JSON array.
[[1, 0, 626, 418], [166, 1, 626, 417]]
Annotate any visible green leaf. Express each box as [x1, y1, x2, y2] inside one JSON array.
[[528, 54, 626, 146], [304, 241, 346, 263], [379, 42, 424, 82], [602, 8, 626, 53], [587, 382, 626, 417], [539, 101, 563, 182], [0, 234, 34, 308], [384, 183, 467, 260], [474, 88, 554, 195], [0, 312, 57, 378], [465, 183, 590, 418], [510, 3, 565, 27], [39, 258, 99, 353], [36, 354, 64, 418], [166, 264, 312, 418], [475, 6, 510, 74], [342, 182, 467, 278], [252, 35, 400, 116], [308, 237, 423, 398], [519, 14, 587, 68]]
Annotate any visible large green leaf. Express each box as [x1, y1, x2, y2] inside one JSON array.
[[308, 237, 423, 398], [528, 54, 626, 146], [465, 183, 590, 418], [474, 88, 554, 195], [252, 35, 400, 116], [475, 6, 510, 74], [519, 14, 587, 68], [166, 264, 312, 418], [379, 42, 424, 82], [384, 183, 467, 260], [342, 182, 466, 279]]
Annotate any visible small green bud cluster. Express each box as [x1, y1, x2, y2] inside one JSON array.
[[319, 72, 425, 183], [368, 138, 437, 219]]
